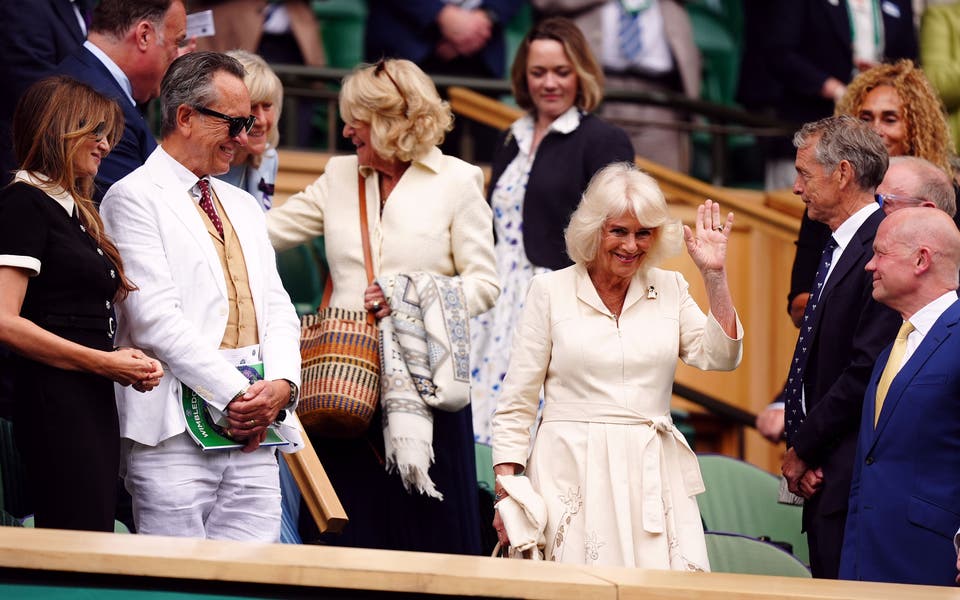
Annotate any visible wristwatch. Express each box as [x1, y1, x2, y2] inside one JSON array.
[[275, 379, 299, 424]]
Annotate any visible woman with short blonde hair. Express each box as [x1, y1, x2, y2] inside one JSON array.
[[492, 162, 742, 569], [565, 162, 683, 268], [339, 58, 454, 164]]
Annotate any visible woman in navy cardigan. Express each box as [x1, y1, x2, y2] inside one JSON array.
[[471, 17, 634, 445]]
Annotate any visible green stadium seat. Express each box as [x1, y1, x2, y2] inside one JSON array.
[[313, 0, 368, 69], [697, 453, 809, 565], [275, 240, 327, 317], [705, 531, 811, 577]]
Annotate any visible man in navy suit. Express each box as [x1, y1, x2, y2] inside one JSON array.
[[0, 0, 90, 186], [780, 115, 901, 579], [56, 0, 187, 202], [839, 207, 960, 586]]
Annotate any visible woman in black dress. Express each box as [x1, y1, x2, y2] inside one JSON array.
[[0, 76, 162, 531]]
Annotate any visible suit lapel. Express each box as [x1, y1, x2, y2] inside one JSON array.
[[820, 210, 881, 300], [871, 301, 960, 447], [146, 156, 228, 299], [78, 47, 130, 102]]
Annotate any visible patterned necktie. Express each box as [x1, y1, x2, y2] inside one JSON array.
[[197, 178, 224, 238], [874, 320, 914, 426], [618, 4, 644, 61], [784, 236, 839, 444]]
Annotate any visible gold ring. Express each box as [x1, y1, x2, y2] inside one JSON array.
[[247, 419, 256, 426]]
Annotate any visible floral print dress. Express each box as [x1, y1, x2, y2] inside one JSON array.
[[470, 109, 582, 444]]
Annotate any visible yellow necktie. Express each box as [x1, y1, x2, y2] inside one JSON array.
[[874, 320, 914, 426]]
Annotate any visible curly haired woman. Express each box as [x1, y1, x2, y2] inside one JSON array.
[[788, 59, 956, 327], [837, 59, 953, 174]]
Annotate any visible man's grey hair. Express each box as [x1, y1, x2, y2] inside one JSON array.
[[159, 51, 245, 138], [793, 115, 889, 192], [888, 156, 957, 217]]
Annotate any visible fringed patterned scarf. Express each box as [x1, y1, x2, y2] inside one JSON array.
[[377, 272, 472, 499]]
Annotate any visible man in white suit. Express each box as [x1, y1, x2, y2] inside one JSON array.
[[100, 51, 301, 541]]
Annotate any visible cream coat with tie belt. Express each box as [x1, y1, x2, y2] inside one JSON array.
[[493, 264, 742, 569]]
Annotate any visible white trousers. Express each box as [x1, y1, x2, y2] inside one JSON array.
[[123, 433, 281, 541]]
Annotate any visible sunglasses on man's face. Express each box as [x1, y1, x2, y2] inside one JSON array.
[[193, 105, 255, 138]]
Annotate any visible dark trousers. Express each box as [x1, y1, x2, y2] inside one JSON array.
[[804, 494, 847, 579]]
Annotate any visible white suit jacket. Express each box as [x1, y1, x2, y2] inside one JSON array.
[[101, 147, 301, 446]]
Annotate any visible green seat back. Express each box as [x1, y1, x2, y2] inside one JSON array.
[[705, 531, 811, 577], [671, 408, 695, 450], [697, 453, 809, 565], [0, 508, 22, 527], [314, 0, 368, 69], [504, 4, 533, 76], [475, 442, 494, 497], [275, 240, 326, 317], [686, 0, 743, 106], [21, 515, 129, 533]]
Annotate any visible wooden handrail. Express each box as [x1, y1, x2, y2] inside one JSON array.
[[281, 413, 347, 534], [1, 528, 956, 599], [447, 86, 521, 129]]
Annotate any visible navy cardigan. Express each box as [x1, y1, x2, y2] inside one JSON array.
[[488, 112, 634, 270]]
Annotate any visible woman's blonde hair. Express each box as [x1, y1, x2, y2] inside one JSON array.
[[511, 16, 604, 114], [339, 59, 453, 163], [565, 162, 682, 269], [835, 59, 953, 173], [12, 76, 135, 301], [227, 49, 283, 165]]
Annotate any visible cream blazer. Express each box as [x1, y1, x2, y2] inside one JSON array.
[[266, 147, 500, 316], [493, 264, 743, 467], [101, 148, 302, 446]]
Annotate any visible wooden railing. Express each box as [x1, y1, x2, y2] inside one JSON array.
[[2, 528, 956, 600]]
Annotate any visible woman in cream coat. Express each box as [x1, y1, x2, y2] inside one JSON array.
[[492, 163, 742, 569], [266, 59, 499, 553]]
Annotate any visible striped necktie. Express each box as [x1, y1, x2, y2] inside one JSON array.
[[618, 4, 644, 62]]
